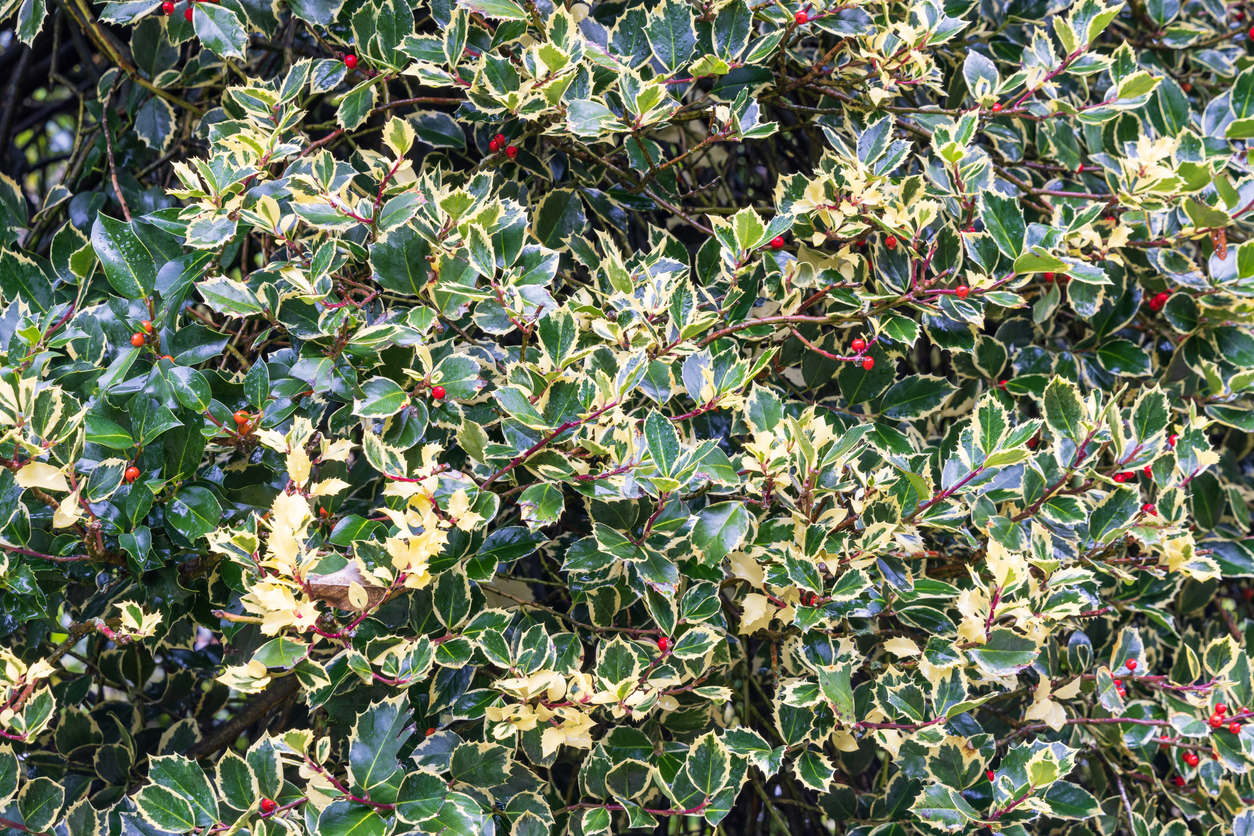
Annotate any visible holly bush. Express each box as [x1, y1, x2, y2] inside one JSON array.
[[1, 0, 1254, 831]]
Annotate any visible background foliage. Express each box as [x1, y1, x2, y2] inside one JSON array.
[[0, 0, 1252, 831]]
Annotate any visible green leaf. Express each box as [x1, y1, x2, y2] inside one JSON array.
[[456, 0, 527, 19], [685, 732, 730, 796], [135, 784, 197, 833], [396, 771, 449, 823], [879, 375, 955, 419], [0, 746, 17, 806], [968, 629, 1040, 677], [215, 751, 258, 812], [532, 189, 586, 250], [317, 800, 389, 836], [349, 694, 412, 794], [647, 0, 696, 73], [692, 502, 753, 564], [1090, 487, 1140, 543], [167, 366, 212, 412], [85, 414, 133, 451], [92, 214, 157, 299], [166, 485, 222, 541], [148, 756, 217, 827], [979, 191, 1025, 259], [353, 376, 410, 418], [911, 784, 978, 833], [0, 249, 52, 312], [1042, 375, 1085, 441], [193, 3, 248, 58]]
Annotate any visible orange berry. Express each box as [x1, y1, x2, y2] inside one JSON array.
[[124, 466, 140, 483], [130, 333, 145, 347], [234, 410, 249, 425]]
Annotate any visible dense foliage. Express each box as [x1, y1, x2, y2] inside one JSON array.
[[1, 0, 1254, 830]]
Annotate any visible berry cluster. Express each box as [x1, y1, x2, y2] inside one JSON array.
[[488, 133, 518, 159], [130, 320, 153, 347], [1146, 290, 1170, 312], [160, 0, 218, 23], [849, 337, 873, 371]]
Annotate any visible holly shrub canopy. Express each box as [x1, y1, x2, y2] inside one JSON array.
[[0, 0, 1253, 831]]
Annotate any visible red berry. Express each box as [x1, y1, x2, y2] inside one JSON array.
[[885, 236, 897, 249], [794, 9, 807, 23], [1230, 721, 1242, 734], [1237, 9, 1246, 19], [1154, 292, 1169, 305], [1185, 752, 1199, 766], [1121, 472, 1134, 482], [162, 1, 174, 11], [184, 7, 191, 18], [344, 54, 358, 69], [432, 385, 446, 400], [234, 410, 249, 425], [124, 466, 140, 483], [1126, 659, 1137, 670], [260, 799, 277, 814], [1181, 82, 1192, 92], [986, 770, 994, 781], [1168, 434, 1177, 447], [1112, 473, 1124, 483], [130, 333, 145, 347], [1044, 272, 1055, 282], [1173, 776, 1185, 787], [851, 338, 866, 352], [955, 285, 970, 300], [998, 379, 1008, 389], [1210, 714, 1224, 728], [1077, 163, 1085, 173], [426, 727, 436, 736], [1248, 23, 1254, 37], [991, 103, 1003, 112], [862, 358, 875, 371], [489, 138, 499, 153], [506, 146, 518, 160], [1217, 703, 1228, 715], [1244, 589, 1254, 601], [1143, 465, 1153, 477], [965, 226, 975, 233], [1143, 503, 1157, 516], [770, 236, 785, 250], [495, 133, 506, 146], [658, 636, 671, 653]]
